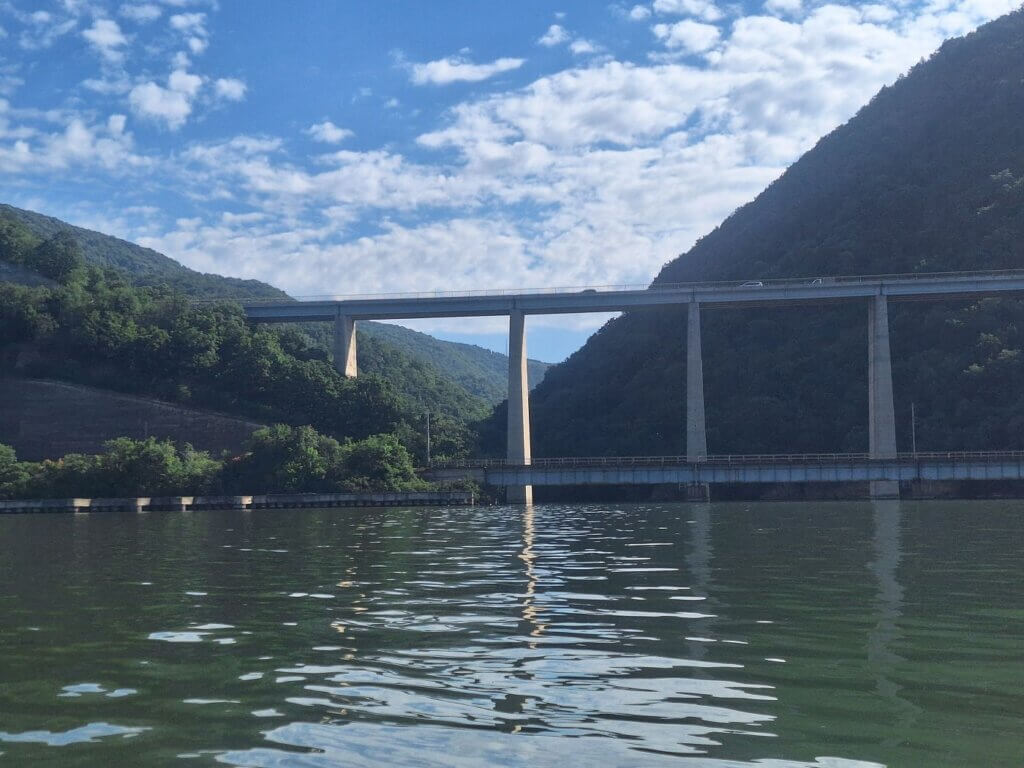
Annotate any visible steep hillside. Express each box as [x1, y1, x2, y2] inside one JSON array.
[[1, 203, 548, 408], [525, 10, 1024, 458], [0, 378, 262, 461]]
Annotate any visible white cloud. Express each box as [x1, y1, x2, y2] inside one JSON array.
[[764, 0, 802, 15], [119, 3, 162, 23], [168, 69, 202, 96], [169, 12, 205, 34], [82, 18, 128, 61], [410, 56, 526, 85], [128, 69, 203, 129], [82, 75, 132, 95], [653, 0, 724, 22], [305, 120, 353, 143], [0, 116, 144, 174], [653, 19, 721, 52], [859, 4, 897, 23], [214, 77, 246, 101], [0, 65, 22, 96], [108, 114, 127, 134], [629, 5, 652, 20], [19, 15, 76, 50], [129, 82, 191, 128], [168, 12, 207, 54], [569, 39, 599, 55], [538, 24, 570, 46]]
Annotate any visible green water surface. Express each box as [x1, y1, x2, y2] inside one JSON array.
[[0, 501, 1022, 766]]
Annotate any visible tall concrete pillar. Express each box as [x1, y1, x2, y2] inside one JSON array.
[[687, 302, 708, 461], [686, 302, 710, 501], [869, 294, 899, 499], [507, 310, 533, 505], [333, 313, 357, 378]]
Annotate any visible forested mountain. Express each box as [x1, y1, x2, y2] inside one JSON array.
[[0, 214, 484, 463], [0, 203, 548, 408], [522, 10, 1024, 458]]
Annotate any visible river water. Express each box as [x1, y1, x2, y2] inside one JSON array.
[[0, 501, 1022, 767]]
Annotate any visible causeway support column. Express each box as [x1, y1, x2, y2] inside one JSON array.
[[868, 294, 899, 499], [686, 302, 710, 501], [333, 313, 357, 378], [507, 310, 533, 505]]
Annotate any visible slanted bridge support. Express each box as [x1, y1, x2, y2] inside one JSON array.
[[333, 313, 357, 378]]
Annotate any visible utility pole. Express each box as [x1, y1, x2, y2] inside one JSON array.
[[911, 402, 917, 456], [426, 411, 431, 466]]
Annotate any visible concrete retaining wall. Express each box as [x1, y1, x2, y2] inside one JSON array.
[[0, 491, 474, 514]]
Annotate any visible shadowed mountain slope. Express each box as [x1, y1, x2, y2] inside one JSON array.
[[525, 10, 1024, 458]]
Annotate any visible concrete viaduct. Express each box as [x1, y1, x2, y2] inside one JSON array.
[[243, 270, 1024, 503]]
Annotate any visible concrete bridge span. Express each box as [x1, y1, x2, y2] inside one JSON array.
[[241, 270, 1024, 502]]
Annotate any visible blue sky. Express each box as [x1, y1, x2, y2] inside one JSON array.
[[0, 0, 1016, 361]]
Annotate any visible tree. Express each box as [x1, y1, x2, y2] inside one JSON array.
[[223, 425, 343, 493], [28, 232, 85, 283], [0, 443, 28, 499], [0, 219, 35, 265], [333, 433, 425, 491]]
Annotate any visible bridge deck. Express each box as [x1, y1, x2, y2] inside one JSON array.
[[243, 270, 1024, 322]]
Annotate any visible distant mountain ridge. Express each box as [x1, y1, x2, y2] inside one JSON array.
[[0, 203, 548, 406], [0, 204, 285, 299], [522, 9, 1024, 459]]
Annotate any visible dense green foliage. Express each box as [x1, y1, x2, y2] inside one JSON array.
[[0, 427, 427, 499], [516, 10, 1024, 457], [223, 425, 424, 494], [0, 274, 408, 444], [0, 214, 488, 463]]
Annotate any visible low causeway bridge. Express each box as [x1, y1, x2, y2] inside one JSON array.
[[426, 452, 1024, 493], [242, 270, 1024, 503]]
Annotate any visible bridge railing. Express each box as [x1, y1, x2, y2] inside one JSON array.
[[231, 268, 1024, 306], [430, 450, 1024, 470]]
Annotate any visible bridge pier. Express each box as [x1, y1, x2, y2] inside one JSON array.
[[869, 294, 899, 499], [687, 303, 711, 501], [333, 313, 357, 378], [687, 302, 708, 461], [507, 310, 533, 504]]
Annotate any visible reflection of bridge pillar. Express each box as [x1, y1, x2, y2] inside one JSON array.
[[333, 313, 357, 378], [869, 295, 899, 498], [687, 303, 710, 501], [685, 503, 714, 663], [868, 500, 916, 738], [507, 310, 533, 505]]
